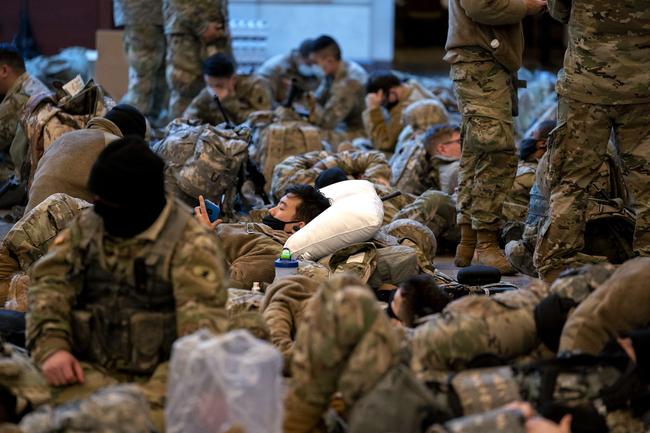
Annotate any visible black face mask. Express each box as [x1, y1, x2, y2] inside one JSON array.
[[94, 197, 166, 239], [262, 214, 299, 232], [384, 99, 399, 111]]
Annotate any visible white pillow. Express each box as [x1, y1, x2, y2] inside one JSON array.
[[284, 180, 384, 261]]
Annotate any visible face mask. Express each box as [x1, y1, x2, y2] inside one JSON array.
[[262, 214, 299, 232], [384, 99, 399, 111], [298, 64, 323, 78]]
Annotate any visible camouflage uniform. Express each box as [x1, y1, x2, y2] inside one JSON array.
[[284, 275, 401, 433], [559, 257, 650, 356], [393, 188, 458, 243], [26, 198, 229, 431], [182, 75, 272, 125], [536, 1, 650, 278], [0, 193, 90, 310], [502, 160, 537, 223], [411, 280, 550, 379], [445, 0, 526, 231], [164, 0, 231, 120], [113, 0, 167, 119], [259, 274, 321, 374], [309, 60, 368, 140], [216, 222, 289, 289], [362, 80, 434, 152], [256, 51, 322, 105], [0, 72, 48, 181]]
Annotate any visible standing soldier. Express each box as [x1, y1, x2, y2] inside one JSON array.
[[534, 0, 650, 282], [113, 0, 168, 122], [164, 0, 232, 120], [446, 0, 546, 274]]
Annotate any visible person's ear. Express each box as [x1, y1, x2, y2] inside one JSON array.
[[293, 221, 305, 232]]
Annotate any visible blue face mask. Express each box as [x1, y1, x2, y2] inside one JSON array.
[[262, 214, 299, 232]]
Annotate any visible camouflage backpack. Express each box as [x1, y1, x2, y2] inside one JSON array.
[[248, 108, 324, 194], [20, 78, 114, 186], [153, 119, 249, 220]]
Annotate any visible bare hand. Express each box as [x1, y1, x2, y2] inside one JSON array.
[[41, 350, 84, 386], [201, 22, 224, 43], [617, 337, 637, 363], [526, 415, 572, 433], [194, 195, 222, 230], [365, 90, 383, 110], [525, 0, 547, 15]]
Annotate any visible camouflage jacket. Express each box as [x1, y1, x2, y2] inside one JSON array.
[[444, 0, 526, 72], [163, 0, 228, 37], [549, 0, 650, 104], [284, 275, 401, 433], [113, 0, 163, 26], [310, 60, 368, 134], [362, 80, 433, 152], [559, 257, 650, 355], [27, 198, 229, 366], [260, 274, 321, 373], [183, 76, 273, 126], [256, 51, 322, 104], [411, 280, 550, 379], [216, 222, 290, 289], [0, 73, 48, 165]]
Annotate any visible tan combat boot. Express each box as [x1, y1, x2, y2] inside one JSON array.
[[474, 229, 516, 275], [454, 224, 477, 267]]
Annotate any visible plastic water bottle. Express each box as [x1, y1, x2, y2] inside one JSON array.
[[274, 248, 299, 281]]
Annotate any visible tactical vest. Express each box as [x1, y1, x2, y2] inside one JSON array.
[[70, 204, 191, 374]]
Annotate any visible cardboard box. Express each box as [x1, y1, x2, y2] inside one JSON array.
[[95, 30, 128, 102]]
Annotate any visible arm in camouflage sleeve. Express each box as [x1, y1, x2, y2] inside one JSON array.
[[547, 0, 571, 23], [310, 80, 363, 130], [284, 279, 400, 433], [26, 227, 82, 365], [558, 258, 650, 355], [458, 0, 527, 26], [171, 223, 230, 336], [363, 104, 405, 152]]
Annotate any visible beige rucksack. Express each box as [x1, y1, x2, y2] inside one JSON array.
[[248, 108, 324, 193]]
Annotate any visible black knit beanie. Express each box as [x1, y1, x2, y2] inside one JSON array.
[[104, 104, 147, 139], [88, 136, 166, 237]]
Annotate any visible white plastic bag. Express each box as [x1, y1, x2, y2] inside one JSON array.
[[165, 330, 283, 433]]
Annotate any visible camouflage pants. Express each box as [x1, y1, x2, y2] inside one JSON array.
[[451, 61, 518, 231], [51, 362, 167, 432], [121, 25, 167, 119], [393, 188, 459, 243], [165, 34, 231, 120], [534, 98, 650, 276]]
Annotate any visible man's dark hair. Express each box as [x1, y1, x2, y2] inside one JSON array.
[[298, 39, 314, 59], [0, 43, 25, 72], [284, 184, 331, 223], [314, 167, 348, 189], [366, 71, 401, 95], [422, 123, 461, 154], [311, 35, 341, 60], [535, 120, 557, 139], [203, 53, 235, 78], [398, 274, 450, 327]]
